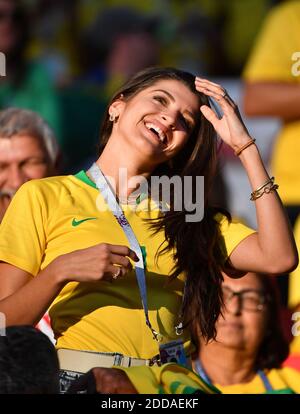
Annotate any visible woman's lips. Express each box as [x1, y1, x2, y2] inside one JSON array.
[[142, 122, 168, 147], [218, 322, 243, 330]]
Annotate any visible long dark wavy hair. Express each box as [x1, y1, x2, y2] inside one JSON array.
[[98, 66, 230, 341]]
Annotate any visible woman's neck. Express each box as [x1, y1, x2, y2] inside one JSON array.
[[95, 140, 153, 198], [195, 344, 257, 386]]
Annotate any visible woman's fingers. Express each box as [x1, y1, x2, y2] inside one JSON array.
[[196, 84, 228, 103], [200, 105, 219, 126], [195, 77, 236, 108], [110, 253, 133, 270], [109, 244, 139, 262], [103, 245, 139, 282], [103, 264, 125, 282], [195, 77, 226, 95], [195, 76, 220, 87]]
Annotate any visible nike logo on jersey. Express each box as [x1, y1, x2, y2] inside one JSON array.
[[72, 217, 97, 227]]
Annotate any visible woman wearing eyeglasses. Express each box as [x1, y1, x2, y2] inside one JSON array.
[[191, 272, 300, 394]]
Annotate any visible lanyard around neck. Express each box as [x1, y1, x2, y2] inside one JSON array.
[[194, 358, 273, 392], [88, 163, 162, 342]]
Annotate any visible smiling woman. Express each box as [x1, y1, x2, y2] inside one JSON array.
[[99, 76, 200, 167], [0, 67, 297, 394]]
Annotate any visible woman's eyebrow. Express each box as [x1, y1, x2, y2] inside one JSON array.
[[152, 89, 175, 102], [152, 89, 197, 122]]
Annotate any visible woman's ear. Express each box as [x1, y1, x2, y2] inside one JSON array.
[[109, 97, 125, 122]]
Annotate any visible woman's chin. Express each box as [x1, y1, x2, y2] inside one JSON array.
[[135, 138, 168, 161]]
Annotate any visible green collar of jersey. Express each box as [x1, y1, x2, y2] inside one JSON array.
[[74, 170, 97, 189]]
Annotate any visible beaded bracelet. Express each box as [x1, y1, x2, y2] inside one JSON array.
[[235, 138, 256, 156]]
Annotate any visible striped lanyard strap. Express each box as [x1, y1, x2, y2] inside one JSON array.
[[194, 359, 274, 392], [88, 163, 162, 342]]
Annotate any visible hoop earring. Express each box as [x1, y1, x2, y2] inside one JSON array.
[[109, 113, 116, 122]]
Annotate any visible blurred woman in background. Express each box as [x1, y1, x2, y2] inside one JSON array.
[[192, 272, 300, 393]]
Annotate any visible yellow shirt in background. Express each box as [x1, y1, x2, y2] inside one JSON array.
[[243, 0, 300, 205], [118, 364, 300, 394], [217, 367, 300, 394], [117, 363, 220, 394]]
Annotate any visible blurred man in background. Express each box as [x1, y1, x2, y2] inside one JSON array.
[[0, 107, 59, 221]]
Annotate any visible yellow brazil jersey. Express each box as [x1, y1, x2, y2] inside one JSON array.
[[117, 365, 300, 394], [116, 363, 220, 394], [216, 367, 300, 394], [243, 1, 300, 204], [0, 172, 255, 359]]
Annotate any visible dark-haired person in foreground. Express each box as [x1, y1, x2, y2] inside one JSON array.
[[0, 67, 297, 393], [0, 325, 59, 393]]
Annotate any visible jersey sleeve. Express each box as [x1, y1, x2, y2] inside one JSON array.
[[215, 213, 256, 262], [0, 180, 47, 276]]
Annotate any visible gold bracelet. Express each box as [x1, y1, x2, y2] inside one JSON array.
[[234, 138, 256, 156], [250, 177, 274, 200], [254, 176, 274, 193], [250, 183, 279, 201], [250, 177, 279, 201]]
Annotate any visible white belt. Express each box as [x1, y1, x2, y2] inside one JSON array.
[[57, 348, 154, 373]]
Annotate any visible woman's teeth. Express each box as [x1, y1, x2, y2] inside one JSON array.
[[145, 122, 167, 143]]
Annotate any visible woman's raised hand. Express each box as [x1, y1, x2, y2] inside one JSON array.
[[48, 243, 139, 284], [195, 77, 252, 152]]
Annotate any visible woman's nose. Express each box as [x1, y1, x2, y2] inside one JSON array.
[[161, 114, 176, 130], [227, 295, 243, 316]]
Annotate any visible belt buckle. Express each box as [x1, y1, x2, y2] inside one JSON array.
[[113, 353, 124, 366]]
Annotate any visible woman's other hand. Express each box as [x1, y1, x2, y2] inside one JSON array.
[[47, 243, 139, 284]]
